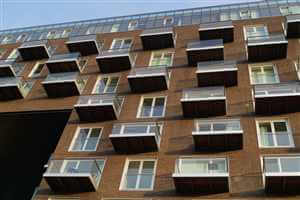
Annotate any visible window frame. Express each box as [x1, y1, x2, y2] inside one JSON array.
[[248, 64, 280, 85], [119, 159, 157, 191], [110, 38, 133, 50], [243, 25, 268, 41], [149, 51, 174, 67], [68, 126, 103, 152], [137, 96, 167, 118], [92, 75, 120, 94], [28, 62, 45, 78], [256, 119, 295, 148]]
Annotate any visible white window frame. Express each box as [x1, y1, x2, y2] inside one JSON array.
[[243, 25, 268, 41], [119, 159, 157, 191], [163, 17, 174, 26], [137, 96, 167, 118], [256, 119, 294, 148], [92, 75, 120, 94], [68, 127, 103, 152], [28, 62, 45, 78], [128, 20, 138, 31], [248, 64, 280, 85], [110, 38, 133, 50], [149, 51, 174, 67]]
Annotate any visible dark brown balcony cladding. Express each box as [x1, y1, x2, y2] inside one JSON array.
[[253, 82, 300, 115], [247, 33, 288, 62], [18, 40, 54, 61], [46, 52, 87, 73], [284, 14, 300, 38], [173, 158, 229, 194], [44, 159, 105, 192], [109, 122, 161, 154], [0, 60, 25, 77], [42, 72, 87, 98], [0, 77, 34, 100], [193, 119, 243, 151], [127, 66, 169, 93], [263, 156, 300, 194], [66, 34, 102, 56], [74, 94, 124, 122], [186, 39, 224, 66], [96, 49, 135, 73], [140, 27, 175, 50], [199, 21, 234, 43], [196, 60, 237, 87], [181, 86, 226, 118]]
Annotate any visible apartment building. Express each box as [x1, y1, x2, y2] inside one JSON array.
[[1, 0, 300, 199]]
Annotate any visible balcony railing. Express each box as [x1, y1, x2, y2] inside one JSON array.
[[44, 159, 105, 192], [129, 66, 169, 78], [66, 34, 102, 56], [19, 39, 48, 48], [140, 26, 173, 36], [254, 82, 300, 98], [47, 52, 80, 62], [181, 86, 225, 101], [67, 34, 98, 43], [187, 39, 224, 51], [98, 47, 132, 58], [193, 119, 242, 135], [0, 77, 34, 99], [199, 21, 233, 31], [247, 34, 287, 46], [197, 60, 237, 73], [140, 27, 175, 50], [0, 60, 25, 77], [18, 40, 55, 61]]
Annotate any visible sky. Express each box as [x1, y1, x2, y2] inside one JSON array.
[[0, 0, 260, 30]]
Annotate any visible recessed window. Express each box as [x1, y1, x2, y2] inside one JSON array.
[[69, 127, 102, 152], [264, 156, 300, 173], [137, 96, 166, 118], [16, 34, 27, 43], [110, 38, 132, 50], [7, 49, 19, 60], [128, 20, 138, 31], [164, 17, 174, 26], [93, 76, 119, 94], [2, 35, 14, 44], [249, 64, 279, 85], [0, 48, 6, 58], [29, 62, 44, 78], [62, 28, 72, 38], [256, 119, 294, 148], [120, 159, 156, 190], [244, 25, 268, 41], [149, 51, 173, 67], [111, 24, 120, 33]]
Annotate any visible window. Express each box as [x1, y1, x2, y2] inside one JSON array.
[[177, 158, 228, 174], [149, 52, 173, 67], [2, 35, 14, 44], [69, 127, 102, 152], [249, 64, 279, 85], [93, 76, 119, 94], [264, 157, 300, 173], [244, 25, 268, 41], [7, 49, 19, 60], [29, 62, 44, 78], [111, 24, 120, 32], [16, 34, 27, 43], [120, 159, 156, 190], [163, 17, 174, 26], [128, 20, 138, 31], [137, 96, 166, 118], [0, 48, 6, 58], [110, 38, 132, 50], [256, 119, 294, 148], [62, 29, 72, 38]]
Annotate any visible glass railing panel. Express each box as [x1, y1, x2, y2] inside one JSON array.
[[182, 86, 225, 100], [264, 157, 300, 174], [197, 60, 236, 72], [47, 52, 80, 62], [129, 66, 169, 77], [199, 21, 233, 30], [254, 82, 300, 96], [187, 39, 223, 50], [20, 40, 48, 48], [0, 77, 19, 86], [68, 34, 97, 43], [194, 119, 242, 134], [43, 72, 78, 83], [141, 27, 173, 36], [247, 33, 287, 45]]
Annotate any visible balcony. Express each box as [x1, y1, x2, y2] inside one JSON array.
[[186, 39, 224, 66], [66, 34, 101, 56], [0, 60, 25, 77], [96, 48, 135, 73], [263, 156, 300, 194], [247, 34, 288, 62], [109, 122, 161, 153], [44, 159, 105, 192], [42, 72, 86, 98], [140, 27, 175, 50], [181, 86, 226, 118], [196, 60, 237, 87], [193, 119, 243, 151], [127, 66, 170, 93], [253, 82, 300, 115], [284, 14, 300, 38], [199, 21, 234, 43], [0, 77, 33, 100], [46, 53, 86, 73], [18, 40, 54, 61], [74, 94, 124, 122], [173, 158, 229, 194]]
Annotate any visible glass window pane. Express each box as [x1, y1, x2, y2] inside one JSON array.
[[106, 77, 118, 93], [181, 159, 209, 174], [276, 134, 291, 146], [141, 98, 153, 117], [85, 128, 101, 151], [199, 123, 211, 132], [125, 161, 140, 189], [72, 128, 89, 151], [123, 125, 148, 134], [281, 158, 300, 172], [259, 122, 272, 133], [260, 133, 274, 146], [152, 97, 165, 117], [274, 122, 287, 132]]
